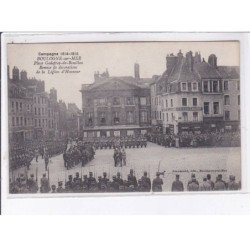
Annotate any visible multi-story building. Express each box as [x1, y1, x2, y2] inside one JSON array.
[[80, 64, 154, 138], [151, 51, 240, 135], [8, 66, 61, 142], [8, 67, 34, 143]]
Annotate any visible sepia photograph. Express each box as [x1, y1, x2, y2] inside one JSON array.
[[6, 40, 241, 195]]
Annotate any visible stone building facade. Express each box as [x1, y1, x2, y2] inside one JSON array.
[[80, 65, 153, 138], [150, 51, 240, 135]]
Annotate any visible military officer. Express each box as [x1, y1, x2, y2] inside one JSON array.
[[127, 169, 138, 188]]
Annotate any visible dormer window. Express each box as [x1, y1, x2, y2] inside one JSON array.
[[181, 82, 187, 92], [212, 81, 219, 93]]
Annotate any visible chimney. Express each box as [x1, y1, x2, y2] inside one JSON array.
[[186, 51, 194, 71], [20, 70, 28, 81], [208, 54, 217, 68], [194, 52, 201, 63], [166, 53, 178, 72], [134, 63, 140, 79], [12, 66, 20, 81]]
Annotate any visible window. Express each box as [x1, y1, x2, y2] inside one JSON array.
[[182, 112, 188, 122], [38, 97, 40, 104], [193, 112, 198, 122], [19, 102, 22, 111], [24, 118, 27, 126], [181, 82, 187, 91], [224, 95, 230, 105], [204, 102, 209, 115], [224, 81, 229, 91], [39, 119, 41, 127], [213, 102, 220, 115], [20, 117, 23, 126], [192, 82, 198, 91], [98, 98, 107, 106], [203, 81, 209, 92], [237, 81, 240, 91], [171, 99, 173, 107], [182, 98, 187, 107], [12, 117, 15, 126], [166, 113, 169, 122], [127, 111, 134, 124], [16, 117, 19, 126], [11, 101, 15, 112], [140, 97, 147, 105], [225, 111, 230, 121], [163, 112, 165, 121], [193, 98, 197, 106], [113, 97, 120, 105], [126, 97, 134, 105], [16, 102, 19, 111], [165, 99, 168, 108], [141, 111, 148, 123], [238, 110, 240, 120], [113, 112, 120, 124], [35, 119, 37, 127], [171, 113, 174, 122], [213, 81, 219, 92], [238, 95, 240, 105], [159, 111, 162, 120]]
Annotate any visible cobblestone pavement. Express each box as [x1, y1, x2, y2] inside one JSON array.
[[12, 142, 241, 192]]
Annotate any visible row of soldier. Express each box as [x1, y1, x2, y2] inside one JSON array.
[[79, 136, 147, 150], [10, 139, 67, 170], [63, 143, 95, 169], [9, 170, 241, 194]]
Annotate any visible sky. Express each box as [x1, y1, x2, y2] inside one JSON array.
[[7, 41, 240, 108]]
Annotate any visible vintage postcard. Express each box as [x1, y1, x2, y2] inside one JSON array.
[[3, 35, 241, 196]]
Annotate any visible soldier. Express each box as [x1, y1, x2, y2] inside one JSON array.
[[227, 175, 240, 190], [56, 181, 65, 193], [199, 177, 212, 191], [73, 172, 82, 192], [51, 185, 57, 193], [35, 148, 39, 162], [44, 151, 49, 171], [100, 172, 109, 191], [65, 175, 73, 192], [116, 172, 124, 188], [152, 172, 163, 192], [140, 171, 151, 192], [121, 148, 126, 166], [171, 174, 184, 192], [214, 174, 226, 191], [187, 174, 199, 191], [110, 175, 119, 192], [127, 169, 138, 188], [81, 175, 89, 192], [40, 173, 51, 193], [27, 174, 38, 193], [63, 151, 68, 169], [88, 172, 97, 192], [207, 174, 214, 190]]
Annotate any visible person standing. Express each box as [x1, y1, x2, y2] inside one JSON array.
[[40, 173, 51, 193], [199, 177, 212, 191], [44, 151, 49, 171], [171, 174, 184, 192], [140, 171, 151, 192], [121, 148, 126, 166], [35, 148, 39, 162], [152, 172, 163, 192], [187, 174, 199, 191], [227, 175, 240, 190], [214, 174, 226, 191]]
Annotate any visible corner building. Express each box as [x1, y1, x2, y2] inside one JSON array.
[[152, 51, 240, 135]]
